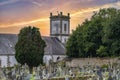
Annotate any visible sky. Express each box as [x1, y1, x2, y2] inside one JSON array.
[[0, 0, 120, 36]]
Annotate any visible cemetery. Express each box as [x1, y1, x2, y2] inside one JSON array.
[[0, 58, 120, 80]]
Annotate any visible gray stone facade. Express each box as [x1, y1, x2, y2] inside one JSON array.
[[50, 12, 70, 44]]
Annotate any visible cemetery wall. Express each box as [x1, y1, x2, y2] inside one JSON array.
[[66, 58, 120, 67], [44, 55, 66, 65]]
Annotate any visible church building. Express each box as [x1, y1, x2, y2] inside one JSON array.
[[0, 12, 70, 67]]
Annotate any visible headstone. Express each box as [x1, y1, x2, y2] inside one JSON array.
[[65, 75, 69, 80], [0, 67, 6, 80], [24, 74, 32, 80], [42, 68, 47, 79]]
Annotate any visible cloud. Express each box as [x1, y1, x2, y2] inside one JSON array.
[[0, 18, 49, 28], [71, 1, 120, 17], [32, 1, 45, 7], [0, 0, 120, 36], [0, 1, 120, 28], [0, 0, 19, 6]]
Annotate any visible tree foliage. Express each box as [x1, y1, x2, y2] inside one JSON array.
[[66, 8, 120, 58], [15, 26, 46, 73]]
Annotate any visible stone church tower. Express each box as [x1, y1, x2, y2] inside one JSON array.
[[50, 12, 70, 44]]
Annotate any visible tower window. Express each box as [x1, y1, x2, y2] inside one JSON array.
[[54, 23, 58, 27], [54, 23, 59, 33], [64, 24, 67, 31]]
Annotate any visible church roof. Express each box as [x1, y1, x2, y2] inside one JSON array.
[[0, 34, 65, 55]]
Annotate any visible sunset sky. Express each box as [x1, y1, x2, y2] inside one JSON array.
[[0, 0, 120, 36]]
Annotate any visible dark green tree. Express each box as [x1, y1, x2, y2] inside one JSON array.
[[66, 29, 79, 58], [96, 45, 108, 57], [66, 8, 120, 58], [103, 10, 120, 56], [15, 26, 46, 73]]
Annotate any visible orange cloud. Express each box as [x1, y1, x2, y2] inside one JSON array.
[[0, 18, 49, 28], [1, 1, 119, 28], [0, 1, 120, 36]]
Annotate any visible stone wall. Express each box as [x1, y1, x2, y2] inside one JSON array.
[[66, 58, 120, 67]]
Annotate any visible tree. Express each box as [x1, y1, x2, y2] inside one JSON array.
[[103, 10, 120, 56], [66, 29, 79, 58], [96, 45, 108, 57], [15, 26, 46, 73], [66, 8, 120, 58]]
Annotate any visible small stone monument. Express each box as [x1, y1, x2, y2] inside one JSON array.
[[0, 59, 1, 67]]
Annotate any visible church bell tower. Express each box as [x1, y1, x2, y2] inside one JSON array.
[[50, 12, 70, 44]]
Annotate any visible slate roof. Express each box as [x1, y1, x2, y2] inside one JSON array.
[[0, 34, 65, 55]]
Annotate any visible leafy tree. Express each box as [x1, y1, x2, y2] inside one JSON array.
[[103, 11, 120, 56], [96, 45, 108, 57], [66, 8, 120, 58], [15, 26, 46, 73], [66, 30, 79, 58]]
